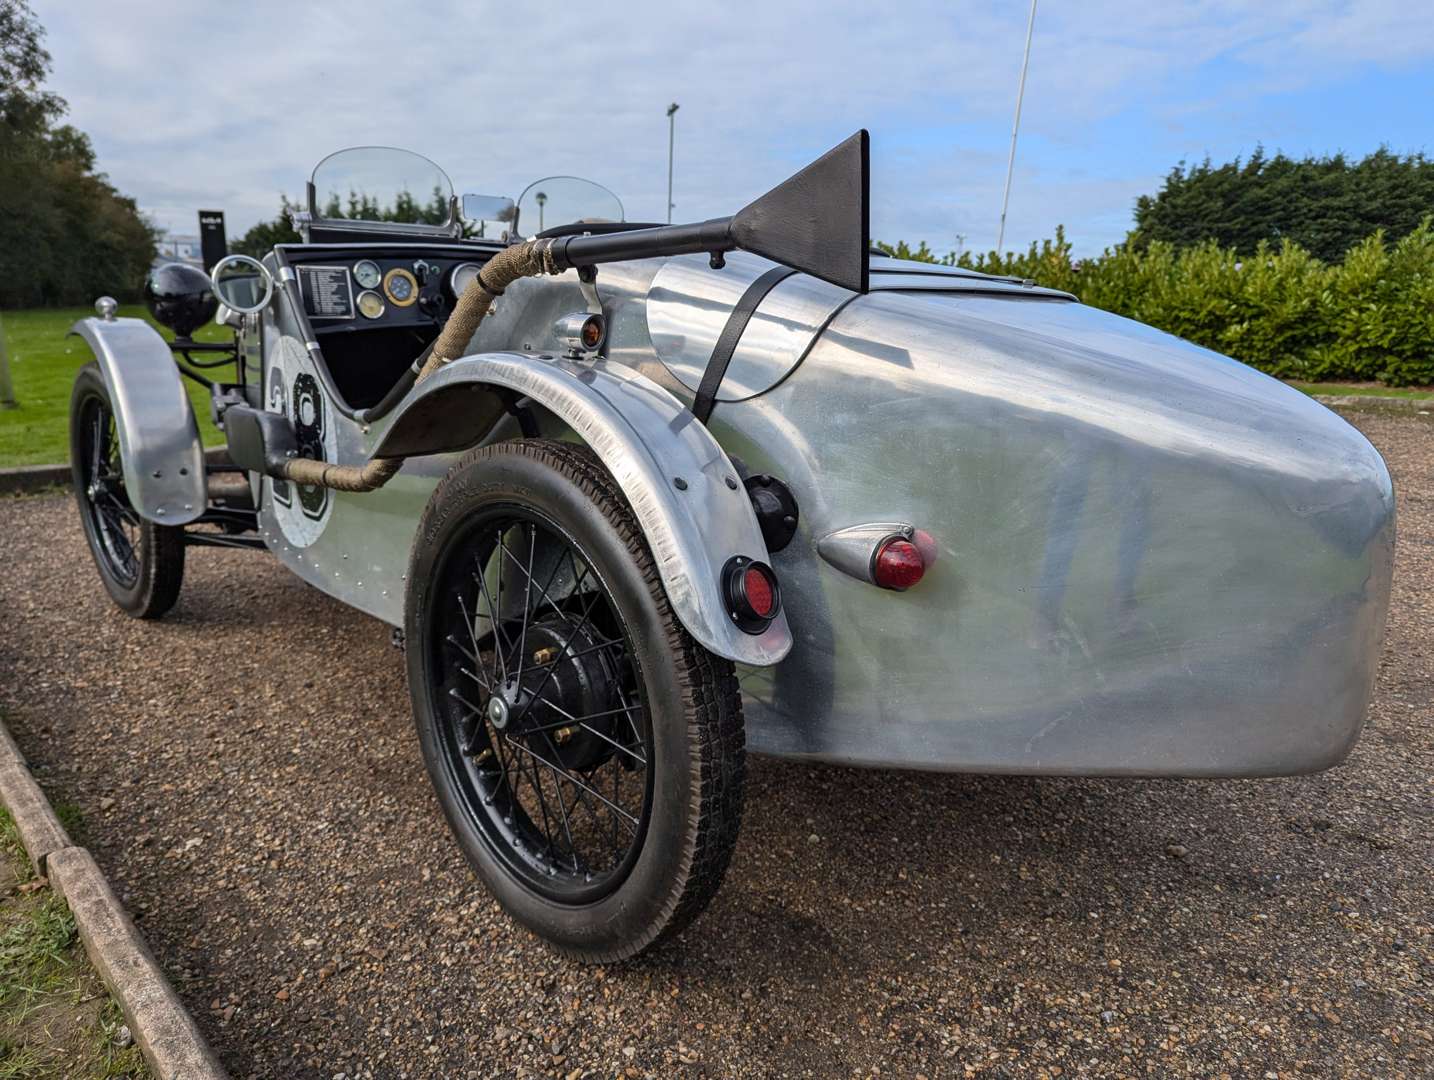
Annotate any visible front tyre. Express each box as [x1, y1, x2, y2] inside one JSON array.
[[406, 440, 745, 962], [69, 363, 185, 619]]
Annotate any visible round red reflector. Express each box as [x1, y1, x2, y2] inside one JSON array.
[[723, 557, 781, 632], [743, 565, 776, 618], [873, 538, 925, 590]]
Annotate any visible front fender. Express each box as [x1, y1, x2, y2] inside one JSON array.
[[69, 316, 206, 525], [371, 353, 793, 666]]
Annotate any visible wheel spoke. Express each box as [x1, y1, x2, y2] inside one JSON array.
[[456, 591, 502, 692], [515, 525, 536, 678], [523, 700, 644, 736], [448, 686, 487, 719], [522, 708, 649, 768], [533, 734, 581, 868], [502, 736, 639, 830], [517, 740, 561, 863], [500, 536, 578, 631], [89, 409, 103, 480], [458, 664, 492, 694], [480, 712, 520, 797], [471, 560, 509, 687], [100, 491, 139, 527], [434, 506, 653, 901]]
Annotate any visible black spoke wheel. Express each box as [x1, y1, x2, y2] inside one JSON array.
[[407, 440, 745, 962], [69, 363, 185, 618]]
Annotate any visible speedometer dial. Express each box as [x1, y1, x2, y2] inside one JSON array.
[[353, 260, 381, 290], [383, 267, 418, 307], [449, 262, 482, 297]]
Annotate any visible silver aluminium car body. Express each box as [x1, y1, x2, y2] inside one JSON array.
[[75, 230, 1394, 780]]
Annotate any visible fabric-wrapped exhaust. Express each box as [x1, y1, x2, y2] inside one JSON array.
[[281, 240, 554, 492]]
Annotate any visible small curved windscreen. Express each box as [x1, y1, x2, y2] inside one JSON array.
[[310, 146, 454, 227], [514, 176, 624, 238]]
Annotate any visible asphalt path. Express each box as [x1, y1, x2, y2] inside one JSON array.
[[1, 406, 1429, 1079]]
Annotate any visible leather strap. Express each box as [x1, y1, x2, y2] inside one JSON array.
[[691, 266, 797, 424]]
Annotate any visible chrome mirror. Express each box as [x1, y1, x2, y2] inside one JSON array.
[[461, 194, 515, 224], [461, 194, 516, 241], [209, 254, 273, 314]]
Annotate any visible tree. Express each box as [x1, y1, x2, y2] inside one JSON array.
[[0, 0, 63, 145], [0, 0, 158, 307], [1132, 147, 1434, 262], [232, 196, 303, 257], [872, 239, 954, 265]]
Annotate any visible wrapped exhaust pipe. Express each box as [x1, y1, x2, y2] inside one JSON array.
[[281, 241, 555, 492]]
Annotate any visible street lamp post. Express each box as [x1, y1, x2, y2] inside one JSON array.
[[535, 191, 547, 233], [997, 0, 1037, 254], [666, 102, 679, 224]]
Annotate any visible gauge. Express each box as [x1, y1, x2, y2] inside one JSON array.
[[383, 267, 418, 307], [449, 262, 482, 297], [356, 290, 385, 320], [352, 259, 382, 290]]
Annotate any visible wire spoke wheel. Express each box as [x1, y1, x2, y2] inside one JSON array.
[[69, 363, 185, 618], [76, 390, 142, 586], [433, 511, 653, 903], [407, 440, 745, 962]]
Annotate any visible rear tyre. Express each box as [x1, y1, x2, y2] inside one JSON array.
[[406, 439, 745, 962], [69, 363, 185, 619]]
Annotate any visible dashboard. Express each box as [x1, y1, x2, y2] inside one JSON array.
[[285, 245, 494, 334]]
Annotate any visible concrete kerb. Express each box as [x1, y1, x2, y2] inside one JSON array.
[[49, 847, 229, 1080], [0, 761, 72, 878], [0, 718, 229, 1080]]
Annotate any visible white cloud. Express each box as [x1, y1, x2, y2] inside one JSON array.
[[29, 0, 1434, 254]]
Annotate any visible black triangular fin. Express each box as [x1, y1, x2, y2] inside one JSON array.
[[731, 130, 870, 293]]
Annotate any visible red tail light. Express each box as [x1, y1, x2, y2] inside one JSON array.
[[873, 537, 925, 590]]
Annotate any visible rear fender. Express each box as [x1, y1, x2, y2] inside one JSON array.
[[371, 352, 792, 666], [69, 316, 206, 524]]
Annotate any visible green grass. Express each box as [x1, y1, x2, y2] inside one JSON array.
[[1288, 381, 1434, 400], [0, 804, 149, 1078], [0, 307, 231, 468]]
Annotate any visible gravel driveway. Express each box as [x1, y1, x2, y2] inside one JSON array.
[[1, 406, 1429, 1080]]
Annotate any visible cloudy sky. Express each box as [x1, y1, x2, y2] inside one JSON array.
[[30, 1, 1434, 256]]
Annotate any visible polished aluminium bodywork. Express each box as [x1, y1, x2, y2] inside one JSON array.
[[371, 353, 792, 665], [717, 275, 1393, 776], [252, 254, 791, 666], [103, 224, 1390, 777], [68, 315, 207, 524], [460, 253, 1393, 777]]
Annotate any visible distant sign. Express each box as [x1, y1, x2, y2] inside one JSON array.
[[198, 210, 227, 272]]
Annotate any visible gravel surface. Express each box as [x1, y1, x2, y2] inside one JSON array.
[[1, 405, 1430, 1079]]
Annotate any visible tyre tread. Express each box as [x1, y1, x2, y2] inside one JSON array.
[[423, 438, 745, 962]]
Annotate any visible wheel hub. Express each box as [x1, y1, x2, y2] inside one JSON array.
[[504, 618, 623, 771], [487, 694, 511, 731]]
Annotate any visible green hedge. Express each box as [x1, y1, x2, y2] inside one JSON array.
[[879, 219, 1434, 386]]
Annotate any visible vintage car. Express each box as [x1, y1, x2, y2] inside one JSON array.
[[68, 133, 1394, 961]]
